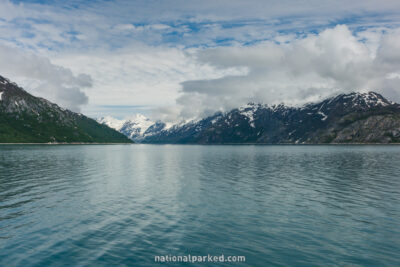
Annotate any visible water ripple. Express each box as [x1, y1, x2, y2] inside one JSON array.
[[0, 145, 399, 266]]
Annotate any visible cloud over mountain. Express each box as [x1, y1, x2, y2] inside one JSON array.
[[175, 25, 400, 120], [0, 44, 91, 112], [1, 1, 400, 119]]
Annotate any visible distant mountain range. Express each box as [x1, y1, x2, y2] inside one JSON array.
[[6, 70, 398, 145], [99, 91, 400, 144], [97, 114, 155, 142], [0, 75, 133, 143]]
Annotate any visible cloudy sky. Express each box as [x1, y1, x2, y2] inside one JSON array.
[[1, 0, 400, 121]]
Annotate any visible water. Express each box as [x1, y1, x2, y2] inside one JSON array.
[[0, 145, 399, 266]]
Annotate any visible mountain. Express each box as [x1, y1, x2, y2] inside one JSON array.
[[97, 116, 126, 131], [0, 75, 133, 143], [136, 91, 400, 144], [97, 114, 157, 142]]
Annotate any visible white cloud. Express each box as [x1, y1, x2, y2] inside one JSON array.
[[176, 25, 400, 120], [1, 0, 400, 52], [0, 44, 91, 111], [1, 0, 400, 121], [50, 45, 246, 117], [113, 24, 136, 32]]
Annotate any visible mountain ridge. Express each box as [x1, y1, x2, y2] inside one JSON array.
[[0, 75, 133, 143], [99, 91, 400, 144]]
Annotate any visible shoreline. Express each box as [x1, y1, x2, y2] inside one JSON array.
[[2, 142, 399, 145], [0, 142, 134, 145], [141, 142, 400, 145]]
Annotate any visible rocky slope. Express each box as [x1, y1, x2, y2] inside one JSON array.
[[131, 92, 400, 144], [0, 75, 133, 143]]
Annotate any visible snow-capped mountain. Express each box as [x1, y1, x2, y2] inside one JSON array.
[[97, 114, 159, 142], [98, 91, 400, 144], [140, 91, 400, 144], [119, 114, 155, 141], [97, 116, 126, 131]]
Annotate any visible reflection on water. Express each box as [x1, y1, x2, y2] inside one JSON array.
[[0, 145, 399, 266]]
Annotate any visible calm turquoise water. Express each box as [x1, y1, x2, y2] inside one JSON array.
[[0, 145, 399, 266]]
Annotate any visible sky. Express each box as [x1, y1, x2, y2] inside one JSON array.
[[1, 0, 400, 121]]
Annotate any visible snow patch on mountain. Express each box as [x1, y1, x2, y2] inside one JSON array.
[[97, 116, 125, 131], [0, 77, 10, 85], [97, 114, 157, 142], [239, 103, 261, 128], [317, 111, 328, 121], [120, 114, 154, 141], [125, 114, 154, 133]]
